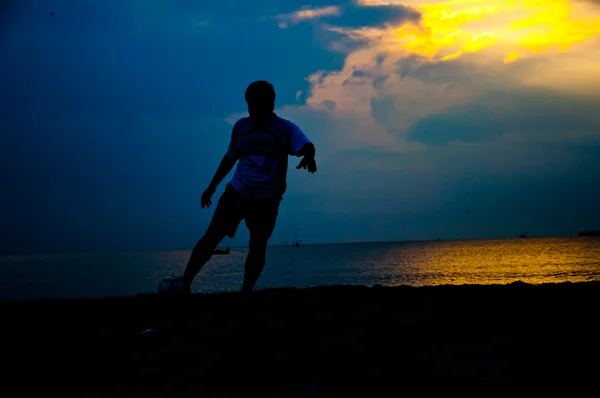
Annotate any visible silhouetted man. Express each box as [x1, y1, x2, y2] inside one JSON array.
[[180, 81, 316, 293]]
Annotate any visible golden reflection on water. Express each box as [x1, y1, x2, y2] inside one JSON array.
[[380, 237, 600, 286]]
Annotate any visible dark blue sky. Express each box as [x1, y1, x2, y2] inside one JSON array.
[[2, 0, 600, 253]]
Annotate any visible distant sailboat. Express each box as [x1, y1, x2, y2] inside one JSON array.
[[292, 228, 301, 248]]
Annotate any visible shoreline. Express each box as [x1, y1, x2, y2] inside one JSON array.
[[3, 281, 599, 395]]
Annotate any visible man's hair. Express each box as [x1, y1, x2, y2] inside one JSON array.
[[245, 80, 276, 107]]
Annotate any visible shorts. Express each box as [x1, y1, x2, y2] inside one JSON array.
[[207, 183, 280, 241]]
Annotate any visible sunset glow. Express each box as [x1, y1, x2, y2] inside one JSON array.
[[352, 0, 600, 62]]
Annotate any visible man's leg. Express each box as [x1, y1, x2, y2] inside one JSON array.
[[182, 226, 227, 289], [241, 236, 268, 293], [241, 198, 279, 293]]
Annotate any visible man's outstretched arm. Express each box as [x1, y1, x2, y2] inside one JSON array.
[[296, 142, 317, 173], [287, 121, 316, 174], [201, 155, 237, 208]]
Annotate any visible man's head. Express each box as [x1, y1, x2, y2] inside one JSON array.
[[245, 80, 276, 119]]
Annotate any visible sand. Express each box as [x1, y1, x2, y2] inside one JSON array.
[[2, 281, 599, 396]]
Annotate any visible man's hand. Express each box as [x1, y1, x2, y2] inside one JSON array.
[[296, 157, 317, 173], [201, 186, 216, 209]]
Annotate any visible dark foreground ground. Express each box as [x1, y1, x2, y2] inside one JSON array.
[[2, 282, 600, 396]]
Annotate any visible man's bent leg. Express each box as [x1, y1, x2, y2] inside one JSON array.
[[182, 185, 244, 290], [241, 237, 268, 293]]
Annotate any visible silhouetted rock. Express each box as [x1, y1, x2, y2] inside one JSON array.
[[578, 230, 600, 237]]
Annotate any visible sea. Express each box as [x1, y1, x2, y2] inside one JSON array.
[[1, 237, 599, 302]]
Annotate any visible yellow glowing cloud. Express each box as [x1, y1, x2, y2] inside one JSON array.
[[350, 0, 600, 63]]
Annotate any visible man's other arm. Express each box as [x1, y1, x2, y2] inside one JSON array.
[[200, 125, 239, 208], [207, 155, 237, 191]]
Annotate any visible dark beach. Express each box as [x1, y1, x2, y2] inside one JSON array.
[[2, 282, 599, 395]]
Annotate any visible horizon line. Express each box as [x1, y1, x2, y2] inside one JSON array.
[[0, 234, 588, 256]]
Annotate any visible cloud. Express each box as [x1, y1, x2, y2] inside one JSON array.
[[276, 2, 421, 29], [297, 0, 600, 143], [276, 6, 342, 28]]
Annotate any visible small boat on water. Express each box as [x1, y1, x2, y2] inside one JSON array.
[[213, 247, 231, 255]]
